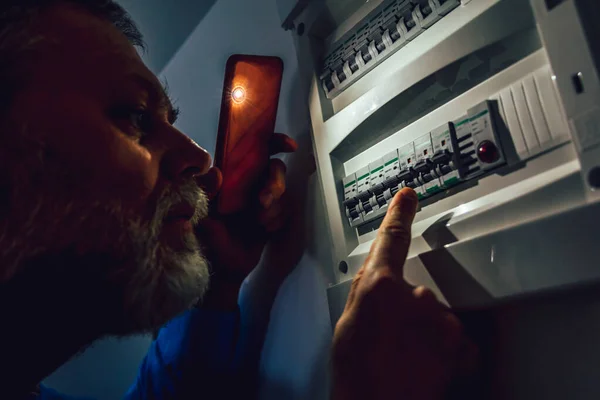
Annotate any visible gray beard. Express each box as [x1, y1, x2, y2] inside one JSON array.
[[113, 180, 211, 333], [0, 153, 211, 335]]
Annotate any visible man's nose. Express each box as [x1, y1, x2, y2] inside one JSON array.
[[162, 128, 212, 181]]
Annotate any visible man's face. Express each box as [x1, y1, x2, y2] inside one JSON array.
[[0, 4, 214, 333]]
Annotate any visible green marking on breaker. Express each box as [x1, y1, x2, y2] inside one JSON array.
[[371, 166, 384, 173], [385, 158, 399, 166], [344, 181, 356, 188], [358, 173, 370, 181], [444, 177, 459, 186], [469, 109, 489, 121]]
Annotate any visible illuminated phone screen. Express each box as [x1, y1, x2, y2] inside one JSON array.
[[214, 55, 284, 215]]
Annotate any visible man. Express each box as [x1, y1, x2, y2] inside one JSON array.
[[0, 1, 475, 399]]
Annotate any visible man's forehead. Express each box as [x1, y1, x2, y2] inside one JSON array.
[[126, 72, 179, 122], [29, 3, 142, 75], [38, 3, 138, 54], [30, 3, 172, 110]]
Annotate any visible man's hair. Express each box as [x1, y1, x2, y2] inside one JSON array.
[[0, 0, 144, 113]]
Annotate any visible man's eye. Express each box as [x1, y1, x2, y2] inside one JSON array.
[[112, 107, 153, 138], [127, 109, 151, 133]]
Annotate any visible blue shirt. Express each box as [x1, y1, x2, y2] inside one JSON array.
[[35, 308, 256, 399]]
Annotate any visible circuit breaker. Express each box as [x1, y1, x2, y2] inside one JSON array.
[[342, 174, 362, 226], [382, 150, 401, 202], [412, 0, 442, 29], [368, 159, 386, 210], [398, 142, 424, 198], [355, 166, 374, 219], [430, 123, 461, 188], [413, 133, 443, 196]]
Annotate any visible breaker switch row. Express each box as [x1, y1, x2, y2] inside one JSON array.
[[342, 101, 508, 227], [320, 0, 461, 99]]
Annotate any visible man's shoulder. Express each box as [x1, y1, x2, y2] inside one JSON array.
[[35, 385, 95, 400]]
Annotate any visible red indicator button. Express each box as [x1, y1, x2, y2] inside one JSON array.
[[477, 140, 500, 163]]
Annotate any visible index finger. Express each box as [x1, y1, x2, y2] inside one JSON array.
[[367, 187, 418, 277]]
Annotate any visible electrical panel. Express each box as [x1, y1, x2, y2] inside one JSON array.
[[290, 0, 600, 334], [289, 0, 600, 394]]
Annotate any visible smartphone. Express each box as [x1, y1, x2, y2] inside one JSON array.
[[214, 54, 284, 215]]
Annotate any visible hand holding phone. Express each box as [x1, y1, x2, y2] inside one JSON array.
[[214, 54, 284, 215]]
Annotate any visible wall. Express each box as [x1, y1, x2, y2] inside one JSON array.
[[159, 0, 300, 154], [117, 0, 219, 74], [45, 0, 333, 399]]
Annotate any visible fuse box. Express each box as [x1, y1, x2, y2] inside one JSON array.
[[288, 0, 600, 334], [286, 0, 600, 395]]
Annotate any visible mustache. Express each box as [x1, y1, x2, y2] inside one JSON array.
[[153, 180, 209, 231]]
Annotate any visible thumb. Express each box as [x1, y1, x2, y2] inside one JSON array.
[[367, 187, 418, 277]]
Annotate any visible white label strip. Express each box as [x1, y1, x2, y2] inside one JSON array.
[[533, 67, 570, 141], [511, 82, 540, 153], [523, 75, 552, 147], [499, 87, 528, 156]]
